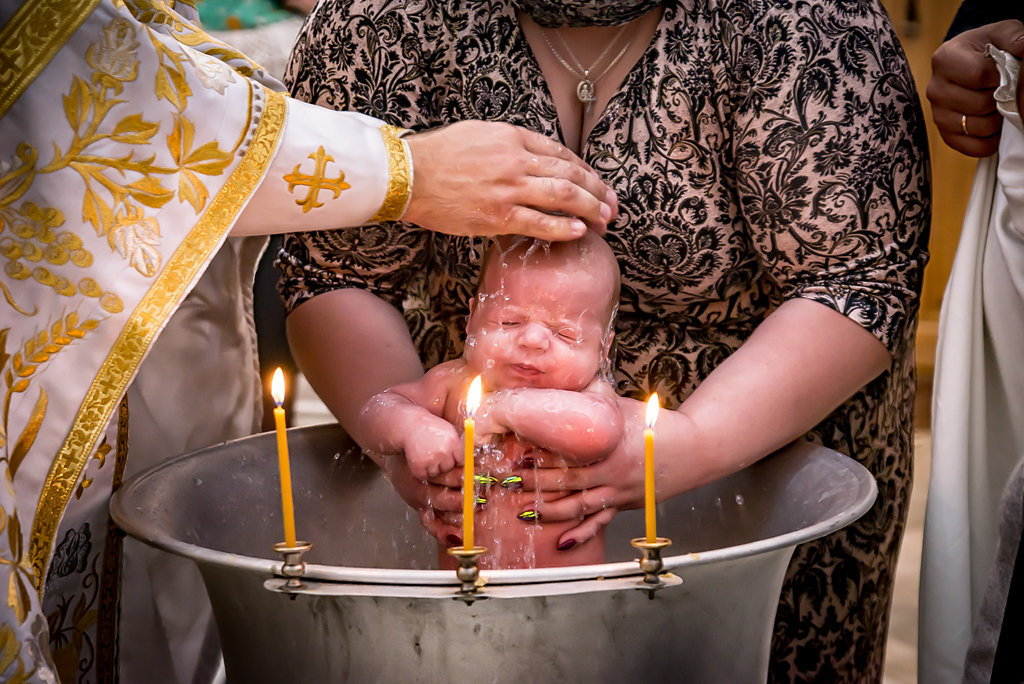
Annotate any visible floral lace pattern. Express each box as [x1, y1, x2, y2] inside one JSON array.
[[279, 1, 930, 679]]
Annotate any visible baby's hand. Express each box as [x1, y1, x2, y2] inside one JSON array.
[[404, 415, 463, 480], [472, 390, 515, 441]]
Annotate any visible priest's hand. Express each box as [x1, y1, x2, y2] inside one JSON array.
[[403, 121, 618, 240], [927, 20, 1024, 157]]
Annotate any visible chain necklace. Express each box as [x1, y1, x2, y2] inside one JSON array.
[[540, 25, 633, 110]]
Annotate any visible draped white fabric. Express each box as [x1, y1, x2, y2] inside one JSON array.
[[920, 47, 1024, 683]]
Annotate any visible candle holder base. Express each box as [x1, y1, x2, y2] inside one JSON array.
[[446, 546, 488, 604], [630, 537, 673, 598], [272, 541, 313, 592]]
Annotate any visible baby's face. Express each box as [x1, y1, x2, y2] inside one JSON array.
[[464, 259, 612, 392]]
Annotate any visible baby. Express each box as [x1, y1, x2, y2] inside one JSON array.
[[359, 231, 623, 568]]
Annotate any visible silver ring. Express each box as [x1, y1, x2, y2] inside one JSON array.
[[961, 114, 971, 137]]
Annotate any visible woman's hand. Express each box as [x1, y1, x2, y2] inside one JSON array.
[[927, 20, 1024, 157], [404, 121, 618, 240], [371, 450, 464, 544], [511, 395, 654, 547]]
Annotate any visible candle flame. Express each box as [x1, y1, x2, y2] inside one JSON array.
[[466, 375, 482, 417], [271, 367, 285, 406], [645, 393, 660, 429]]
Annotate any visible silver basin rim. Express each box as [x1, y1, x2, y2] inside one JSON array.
[[110, 433, 878, 588]]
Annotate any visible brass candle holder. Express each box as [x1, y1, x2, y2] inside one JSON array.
[[630, 537, 672, 597], [447, 546, 488, 603], [272, 541, 313, 591]]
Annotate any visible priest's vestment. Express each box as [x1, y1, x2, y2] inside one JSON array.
[[0, 0, 410, 680]]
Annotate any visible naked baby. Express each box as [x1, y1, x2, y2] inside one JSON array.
[[359, 231, 623, 568]]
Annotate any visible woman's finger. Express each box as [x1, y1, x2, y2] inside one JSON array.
[[419, 509, 461, 543], [516, 463, 597, 492], [523, 485, 619, 522], [424, 482, 463, 511], [556, 507, 618, 549], [934, 108, 1003, 140]]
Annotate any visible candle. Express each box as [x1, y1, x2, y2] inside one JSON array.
[[463, 375, 482, 551], [271, 368, 297, 547], [644, 393, 660, 544]]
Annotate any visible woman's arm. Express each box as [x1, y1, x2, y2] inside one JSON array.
[[519, 298, 890, 545], [287, 287, 464, 538], [476, 384, 623, 465], [286, 287, 424, 447]]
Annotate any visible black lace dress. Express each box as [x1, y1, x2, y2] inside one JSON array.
[[278, 1, 930, 679]]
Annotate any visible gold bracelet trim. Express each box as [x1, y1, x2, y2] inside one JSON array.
[[28, 86, 288, 590], [0, 0, 103, 119], [368, 124, 412, 223]]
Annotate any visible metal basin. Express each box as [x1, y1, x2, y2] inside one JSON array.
[[111, 424, 875, 683]]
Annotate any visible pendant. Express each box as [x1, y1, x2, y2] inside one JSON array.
[[576, 79, 596, 104]]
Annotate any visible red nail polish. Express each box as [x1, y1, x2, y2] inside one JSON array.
[[557, 538, 577, 551]]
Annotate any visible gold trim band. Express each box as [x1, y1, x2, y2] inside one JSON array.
[[368, 124, 413, 223], [0, 0, 103, 118], [28, 87, 288, 590]]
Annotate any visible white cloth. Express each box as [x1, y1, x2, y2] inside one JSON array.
[[920, 47, 1024, 683]]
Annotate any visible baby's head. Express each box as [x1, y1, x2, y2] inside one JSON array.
[[465, 231, 620, 391]]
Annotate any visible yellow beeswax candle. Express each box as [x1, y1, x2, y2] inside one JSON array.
[[271, 368, 297, 547], [644, 393, 660, 544], [463, 375, 482, 551]]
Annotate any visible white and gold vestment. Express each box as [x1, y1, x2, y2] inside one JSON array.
[[0, 0, 410, 680]]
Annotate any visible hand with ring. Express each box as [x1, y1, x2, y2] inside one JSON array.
[[927, 20, 1024, 157]]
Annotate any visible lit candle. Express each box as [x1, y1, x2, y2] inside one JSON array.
[[644, 393, 660, 544], [463, 375, 482, 551], [271, 368, 297, 547]]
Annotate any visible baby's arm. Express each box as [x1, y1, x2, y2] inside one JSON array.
[[359, 361, 464, 480], [476, 380, 623, 465]]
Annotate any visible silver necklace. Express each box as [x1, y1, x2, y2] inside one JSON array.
[[540, 25, 633, 110]]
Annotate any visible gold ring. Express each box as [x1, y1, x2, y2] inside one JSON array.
[[961, 114, 971, 137]]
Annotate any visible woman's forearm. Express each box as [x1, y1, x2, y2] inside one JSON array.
[[285, 288, 424, 448], [658, 297, 891, 498]]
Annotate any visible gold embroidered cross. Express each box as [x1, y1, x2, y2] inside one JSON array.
[[284, 146, 350, 213]]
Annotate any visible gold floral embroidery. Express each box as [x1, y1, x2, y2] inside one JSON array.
[[74, 439, 111, 501], [2, 313, 100, 459], [86, 18, 140, 92], [0, 512, 34, 626], [1, 14, 237, 291], [27, 86, 287, 592], [0, 621, 36, 682], [283, 146, 351, 213], [109, 205, 161, 277], [124, 0, 261, 78], [369, 124, 412, 223], [0, 0, 103, 119]]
